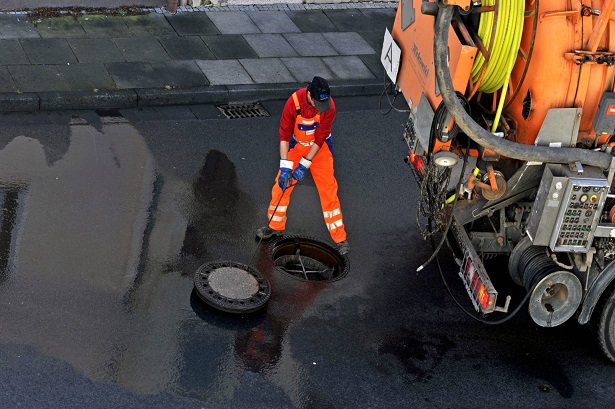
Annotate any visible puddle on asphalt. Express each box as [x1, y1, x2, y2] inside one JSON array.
[[0, 117, 181, 393], [0, 114, 328, 406]]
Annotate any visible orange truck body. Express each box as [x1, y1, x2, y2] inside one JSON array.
[[392, 0, 615, 147]]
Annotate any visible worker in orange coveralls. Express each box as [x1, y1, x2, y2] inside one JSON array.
[[256, 76, 349, 255]]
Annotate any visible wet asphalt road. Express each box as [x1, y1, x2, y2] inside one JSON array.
[[0, 96, 614, 408]]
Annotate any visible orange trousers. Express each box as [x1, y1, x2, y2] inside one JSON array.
[[267, 143, 347, 243]]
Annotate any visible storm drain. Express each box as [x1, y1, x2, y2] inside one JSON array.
[[194, 261, 272, 314], [216, 103, 270, 119], [268, 236, 349, 282]]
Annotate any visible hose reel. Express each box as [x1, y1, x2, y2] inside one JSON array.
[[509, 238, 583, 327]]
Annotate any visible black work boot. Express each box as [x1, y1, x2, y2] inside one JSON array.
[[336, 240, 350, 255], [256, 226, 284, 240]]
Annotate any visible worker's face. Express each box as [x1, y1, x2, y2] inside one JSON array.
[[307, 91, 316, 108]]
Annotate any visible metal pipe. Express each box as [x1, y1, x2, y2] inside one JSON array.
[[433, 5, 614, 170]]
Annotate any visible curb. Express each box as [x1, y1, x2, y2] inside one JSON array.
[[0, 79, 385, 112], [38, 90, 138, 111]]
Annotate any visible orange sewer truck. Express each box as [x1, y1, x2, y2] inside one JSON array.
[[384, 0, 615, 362]]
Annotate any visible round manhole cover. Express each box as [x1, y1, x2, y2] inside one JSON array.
[[194, 261, 271, 314], [268, 236, 349, 282]]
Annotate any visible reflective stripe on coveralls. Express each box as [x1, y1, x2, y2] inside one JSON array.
[[267, 93, 347, 243]]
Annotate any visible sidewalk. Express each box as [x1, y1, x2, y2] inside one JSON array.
[[0, 3, 397, 112]]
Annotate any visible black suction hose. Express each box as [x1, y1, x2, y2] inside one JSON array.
[[433, 5, 613, 170]]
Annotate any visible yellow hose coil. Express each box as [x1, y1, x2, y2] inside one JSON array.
[[469, 0, 525, 132]]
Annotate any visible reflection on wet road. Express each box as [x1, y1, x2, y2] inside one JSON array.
[[0, 103, 614, 408]]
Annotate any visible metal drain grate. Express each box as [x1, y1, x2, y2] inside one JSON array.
[[216, 103, 270, 119]]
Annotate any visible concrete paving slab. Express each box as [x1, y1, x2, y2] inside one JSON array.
[[280, 57, 334, 84], [20, 38, 78, 64], [359, 54, 385, 79], [158, 36, 214, 60], [78, 15, 132, 38], [246, 11, 300, 34], [57, 63, 116, 91], [0, 67, 17, 93], [195, 60, 253, 85], [284, 10, 338, 33], [0, 39, 29, 65], [243, 34, 297, 58], [358, 30, 386, 55], [165, 13, 220, 36], [114, 37, 171, 62], [322, 32, 375, 56], [324, 9, 375, 32], [206, 11, 260, 35], [105, 62, 164, 89], [201, 35, 258, 59], [8, 65, 68, 92], [283, 33, 337, 57], [0, 16, 39, 39], [322, 55, 376, 80], [122, 14, 176, 36], [68, 38, 125, 63], [239, 58, 295, 84], [151, 60, 210, 88], [360, 8, 397, 32], [0, 5, 396, 113], [33, 16, 87, 38]]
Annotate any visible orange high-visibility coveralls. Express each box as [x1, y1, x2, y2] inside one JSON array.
[[266, 88, 347, 244]]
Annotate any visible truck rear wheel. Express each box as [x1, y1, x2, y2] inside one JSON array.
[[591, 288, 615, 363]]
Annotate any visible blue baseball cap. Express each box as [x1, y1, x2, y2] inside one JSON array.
[[309, 76, 331, 113]]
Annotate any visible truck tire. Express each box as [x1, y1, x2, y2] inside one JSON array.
[[591, 287, 615, 363]]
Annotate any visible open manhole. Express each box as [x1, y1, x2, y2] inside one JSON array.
[[194, 261, 272, 314], [216, 103, 270, 119], [268, 236, 349, 282]]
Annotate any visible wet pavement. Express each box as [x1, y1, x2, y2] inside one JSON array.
[[0, 96, 615, 408]]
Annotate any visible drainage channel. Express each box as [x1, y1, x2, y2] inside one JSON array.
[[216, 103, 270, 119], [269, 236, 349, 282]]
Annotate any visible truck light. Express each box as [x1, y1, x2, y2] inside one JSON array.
[[459, 253, 498, 314], [465, 257, 473, 277], [477, 284, 494, 310], [409, 151, 424, 173]]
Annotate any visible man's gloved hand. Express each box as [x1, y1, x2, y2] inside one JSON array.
[[325, 136, 334, 155], [278, 159, 294, 191], [292, 157, 312, 183]]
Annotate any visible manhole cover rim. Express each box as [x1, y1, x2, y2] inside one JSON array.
[[267, 235, 349, 283], [194, 260, 272, 314]]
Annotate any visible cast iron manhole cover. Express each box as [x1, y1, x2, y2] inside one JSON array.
[[194, 261, 271, 313], [216, 103, 270, 119], [268, 236, 349, 282]]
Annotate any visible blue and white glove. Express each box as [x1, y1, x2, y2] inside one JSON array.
[[325, 136, 334, 155], [292, 157, 312, 183], [278, 159, 294, 191]]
